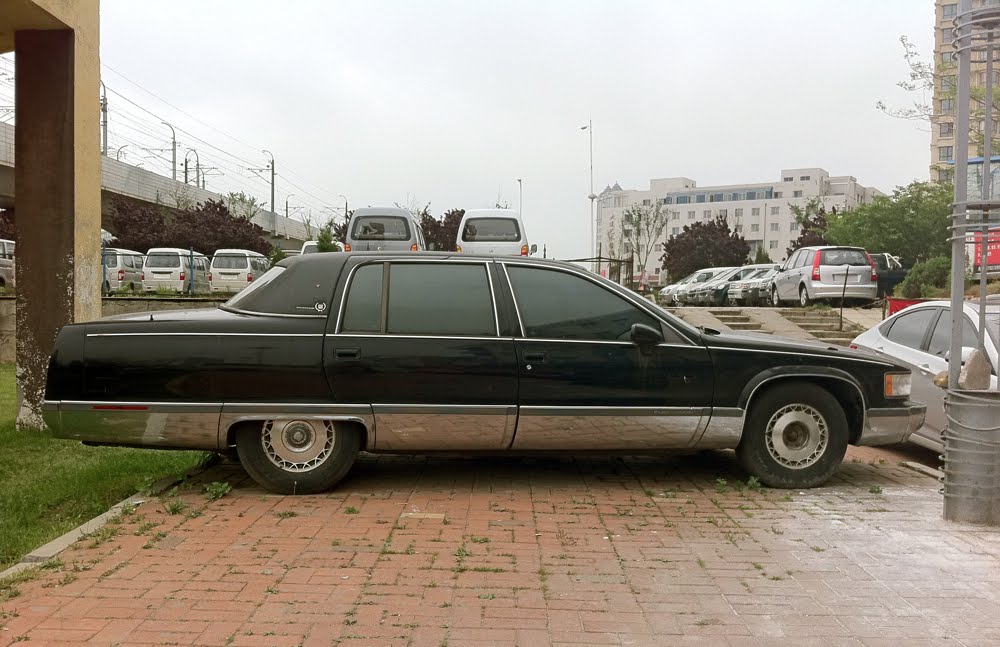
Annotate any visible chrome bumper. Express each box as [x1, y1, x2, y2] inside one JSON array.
[[857, 403, 927, 446]]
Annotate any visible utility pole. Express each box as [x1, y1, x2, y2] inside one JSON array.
[[517, 178, 523, 216], [581, 121, 596, 271], [161, 121, 176, 181], [184, 149, 200, 186], [99, 81, 108, 156], [264, 150, 276, 234]]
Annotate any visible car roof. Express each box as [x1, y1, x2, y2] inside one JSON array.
[[461, 208, 523, 220], [280, 251, 588, 273], [213, 249, 265, 256], [350, 207, 414, 219], [146, 247, 206, 256], [103, 248, 142, 255], [892, 299, 1000, 314]]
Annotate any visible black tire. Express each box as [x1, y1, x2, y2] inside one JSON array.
[[235, 419, 360, 494], [736, 382, 848, 488], [770, 286, 782, 307], [798, 285, 812, 307]]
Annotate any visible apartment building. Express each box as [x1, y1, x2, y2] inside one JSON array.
[[596, 168, 882, 285]]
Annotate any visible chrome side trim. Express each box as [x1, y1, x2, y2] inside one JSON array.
[[217, 305, 326, 319], [86, 333, 325, 338], [486, 264, 500, 336], [218, 405, 376, 450], [372, 404, 515, 451], [695, 407, 745, 449], [328, 334, 505, 342], [46, 401, 222, 450], [511, 406, 706, 450], [707, 346, 897, 367], [858, 404, 926, 447]]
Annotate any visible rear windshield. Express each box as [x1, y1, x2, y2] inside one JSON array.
[[820, 249, 869, 266], [301, 243, 319, 254], [145, 253, 181, 268], [462, 218, 521, 242], [212, 254, 249, 270], [351, 216, 410, 241], [103, 252, 118, 268]]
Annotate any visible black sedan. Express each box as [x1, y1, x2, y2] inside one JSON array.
[[42, 253, 925, 494]]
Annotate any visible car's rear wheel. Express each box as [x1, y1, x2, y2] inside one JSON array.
[[770, 286, 782, 307], [235, 419, 360, 494], [798, 285, 812, 307], [736, 382, 848, 488]]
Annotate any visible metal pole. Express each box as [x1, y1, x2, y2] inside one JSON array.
[[162, 121, 176, 181], [188, 247, 194, 295], [589, 121, 595, 271], [839, 264, 849, 330], [518, 178, 522, 216], [286, 194, 294, 220], [99, 81, 108, 157], [949, 0, 973, 389], [116, 144, 128, 162], [980, 36, 994, 350], [101, 239, 107, 296], [263, 150, 276, 235], [184, 157, 188, 185]]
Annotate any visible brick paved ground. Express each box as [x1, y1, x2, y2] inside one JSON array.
[[2, 444, 998, 647]]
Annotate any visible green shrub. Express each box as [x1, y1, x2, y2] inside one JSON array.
[[896, 256, 951, 298]]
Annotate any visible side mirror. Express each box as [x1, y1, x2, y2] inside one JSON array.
[[774, 265, 784, 272], [945, 346, 977, 364], [530, 244, 538, 255], [630, 323, 663, 347]]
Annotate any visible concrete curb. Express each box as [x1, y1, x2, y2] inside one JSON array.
[[900, 460, 945, 481], [0, 457, 217, 582]]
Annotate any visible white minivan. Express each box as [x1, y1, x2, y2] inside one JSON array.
[[101, 247, 144, 294], [456, 209, 533, 256], [0, 239, 14, 290], [210, 249, 268, 293], [143, 247, 210, 294]]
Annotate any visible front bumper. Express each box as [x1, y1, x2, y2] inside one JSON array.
[[857, 403, 927, 446]]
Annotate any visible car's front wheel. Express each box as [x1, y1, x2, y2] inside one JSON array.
[[770, 286, 782, 307], [736, 382, 848, 488], [235, 419, 360, 494]]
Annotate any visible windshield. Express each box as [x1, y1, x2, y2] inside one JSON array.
[[145, 253, 181, 268], [462, 218, 521, 242], [351, 216, 410, 241], [224, 266, 285, 309], [212, 254, 249, 269], [820, 249, 869, 266]]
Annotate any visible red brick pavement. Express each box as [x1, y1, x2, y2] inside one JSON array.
[[2, 445, 999, 647]]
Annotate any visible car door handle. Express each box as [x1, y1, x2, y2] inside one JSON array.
[[335, 347, 361, 360], [524, 351, 546, 363]]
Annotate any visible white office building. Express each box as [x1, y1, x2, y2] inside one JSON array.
[[595, 167, 882, 285]]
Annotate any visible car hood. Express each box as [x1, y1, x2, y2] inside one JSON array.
[[703, 328, 902, 367]]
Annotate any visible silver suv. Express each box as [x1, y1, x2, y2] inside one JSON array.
[[771, 246, 877, 307]]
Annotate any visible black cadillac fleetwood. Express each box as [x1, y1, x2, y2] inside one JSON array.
[[43, 253, 925, 494]]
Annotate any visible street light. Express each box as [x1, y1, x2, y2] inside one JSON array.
[[161, 121, 176, 181], [115, 144, 128, 161], [285, 193, 295, 220], [184, 149, 200, 185], [517, 178, 522, 216], [580, 121, 596, 271], [339, 194, 349, 219]]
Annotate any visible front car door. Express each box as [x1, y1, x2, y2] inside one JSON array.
[[325, 259, 517, 450], [775, 250, 802, 300], [500, 262, 715, 450]]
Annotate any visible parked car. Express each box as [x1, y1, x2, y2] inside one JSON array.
[[344, 207, 427, 252], [210, 249, 269, 293], [693, 264, 775, 307], [850, 299, 999, 452], [0, 238, 14, 290], [870, 252, 908, 298], [658, 271, 700, 305], [729, 267, 774, 306], [739, 266, 781, 307], [673, 267, 734, 305], [142, 247, 210, 294], [101, 247, 144, 294], [42, 252, 924, 494], [456, 209, 534, 256], [771, 246, 878, 307]]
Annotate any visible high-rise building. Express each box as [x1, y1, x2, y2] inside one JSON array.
[[595, 168, 882, 285]]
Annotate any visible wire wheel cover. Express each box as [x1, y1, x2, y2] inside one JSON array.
[[261, 420, 335, 472], [765, 404, 829, 469]]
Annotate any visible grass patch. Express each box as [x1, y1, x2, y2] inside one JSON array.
[[0, 364, 208, 570]]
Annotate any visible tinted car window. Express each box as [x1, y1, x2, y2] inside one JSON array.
[[462, 218, 521, 242], [784, 250, 801, 270], [341, 264, 384, 332], [213, 254, 249, 269], [123, 255, 134, 269], [820, 249, 869, 266], [927, 311, 979, 358], [885, 308, 937, 350], [103, 252, 117, 268], [146, 253, 181, 268], [225, 261, 337, 316], [387, 264, 495, 336], [352, 216, 410, 241], [507, 266, 660, 341]]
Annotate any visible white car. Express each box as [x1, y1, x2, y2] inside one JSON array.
[[851, 299, 999, 452]]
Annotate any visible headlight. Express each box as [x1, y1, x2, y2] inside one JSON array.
[[884, 372, 911, 398]]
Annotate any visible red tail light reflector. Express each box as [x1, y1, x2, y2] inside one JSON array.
[[344, 243, 352, 252], [520, 245, 529, 256], [811, 253, 821, 281], [117, 269, 124, 281]]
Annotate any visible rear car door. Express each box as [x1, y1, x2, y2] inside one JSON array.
[[775, 250, 801, 300], [501, 263, 714, 450], [325, 259, 517, 450]]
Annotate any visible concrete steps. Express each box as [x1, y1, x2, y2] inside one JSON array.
[[707, 309, 763, 331]]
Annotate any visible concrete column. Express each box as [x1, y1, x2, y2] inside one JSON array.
[[14, 17, 102, 428]]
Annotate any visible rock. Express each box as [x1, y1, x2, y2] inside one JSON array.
[[960, 349, 993, 390], [934, 370, 949, 388]]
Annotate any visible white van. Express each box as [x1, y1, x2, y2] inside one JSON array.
[[344, 207, 426, 252], [142, 247, 210, 294], [0, 239, 14, 290], [456, 209, 533, 256], [210, 249, 268, 293], [300, 241, 318, 254], [101, 247, 144, 294]]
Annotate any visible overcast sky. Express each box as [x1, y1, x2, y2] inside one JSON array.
[[99, 0, 935, 259]]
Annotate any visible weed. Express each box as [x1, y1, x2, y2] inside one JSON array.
[[163, 498, 188, 515], [274, 511, 298, 519], [344, 618, 357, 625], [746, 476, 763, 492], [781, 494, 794, 502], [643, 488, 655, 497], [203, 482, 232, 501], [453, 546, 470, 558], [0, 567, 40, 603], [266, 585, 278, 594], [810, 546, 826, 552], [770, 525, 784, 535], [471, 567, 505, 573], [331, 539, 341, 546], [478, 593, 496, 600], [869, 485, 883, 495], [87, 526, 120, 548], [470, 536, 490, 544], [752, 562, 763, 570], [344, 506, 359, 514], [440, 602, 451, 607], [696, 558, 706, 569], [185, 509, 203, 520], [142, 531, 167, 549], [40, 557, 64, 571], [714, 478, 728, 494], [134, 521, 160, 535]]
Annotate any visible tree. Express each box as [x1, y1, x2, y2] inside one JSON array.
[[0, 209, 14, 241], [825, 180, 953, 267], [268, 246, 288, 267], [333, 215, 349, 245], [420, 208, 464, 251], [106, 195, 170, 253], [163, 199, 273, 256], [787, 197, 831, 257], [751, 247, 773, 265], [661, 216, 749, 281], [622, 202, 668, 282], [316, 218, 341, 252], [224, 191, 263, 221]]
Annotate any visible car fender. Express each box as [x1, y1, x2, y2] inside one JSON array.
[[737, 365, 867, 412]]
